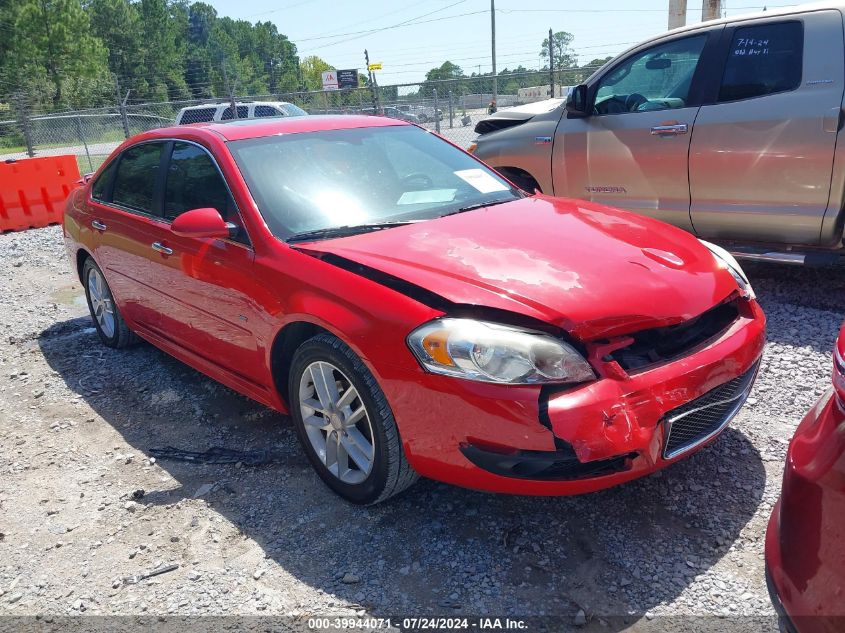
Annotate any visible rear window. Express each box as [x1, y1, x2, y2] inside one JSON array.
[[179, 107, 216, 124], [112, 143, 163, 213], [91, 160, 117, 201], [718, 21, 803, 102], [255, 105, 281, 117], [221, 106, 249, 120]]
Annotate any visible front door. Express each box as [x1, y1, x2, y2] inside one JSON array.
[[553, 31, 715, 232], [689, 12, 844, 244], [143, 141, 266, 386]]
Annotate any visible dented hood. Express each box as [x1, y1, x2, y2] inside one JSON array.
[[296, 196, 739, 340]]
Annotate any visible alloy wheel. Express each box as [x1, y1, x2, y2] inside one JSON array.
[[87, 267, 116, 339], [298, 361, 375, 484]]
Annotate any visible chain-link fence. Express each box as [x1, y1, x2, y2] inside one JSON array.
[[1, 74, 565, 174]]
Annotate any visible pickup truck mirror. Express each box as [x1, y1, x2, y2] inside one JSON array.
[[566, 84, 590, 118]]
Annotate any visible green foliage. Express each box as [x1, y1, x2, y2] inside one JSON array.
[[1, 0, 302, 111], [540, 31, 577, 71], [420, 61, 466, 97], [2, 0, 112, 109]]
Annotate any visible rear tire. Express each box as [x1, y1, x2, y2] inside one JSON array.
[[288, 333, 418, 505], [82, 258, 137, 349]]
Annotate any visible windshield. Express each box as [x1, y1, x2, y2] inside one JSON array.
[[228, 125, 520, 240], [279, 103, 308, 117]]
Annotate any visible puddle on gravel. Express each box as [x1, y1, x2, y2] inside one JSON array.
[[51, 283, 86, 308]]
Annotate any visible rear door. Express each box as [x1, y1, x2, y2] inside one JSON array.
[[87, 142, 168, 329], [688, 11, 845, 244], [552, 29, 720, 231]]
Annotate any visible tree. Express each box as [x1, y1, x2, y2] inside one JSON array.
[[421, 61, 466, 97], [540, 31, 577, 72], [87, 0, 144, 96], [7, 0, 110, 108], [138, 0, 189, 101], [299, 56, 333, 91]]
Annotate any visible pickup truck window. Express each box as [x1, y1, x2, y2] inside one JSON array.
[[221, 105, 249, 120], [594, 35, 707, 115], [179, 107, 216, 124], [718, 21, 803, 102]]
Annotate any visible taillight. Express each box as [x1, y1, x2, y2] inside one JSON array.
[[833, 346, 845, 403]]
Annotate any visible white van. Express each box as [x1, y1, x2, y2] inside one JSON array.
[[175, 101, 308, 125]]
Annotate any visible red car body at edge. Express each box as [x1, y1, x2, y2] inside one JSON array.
[[765, 323, 845, 633], [63, 116, 766, 504]]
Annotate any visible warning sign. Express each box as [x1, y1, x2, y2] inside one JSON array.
[[321, 70, 339, 91]]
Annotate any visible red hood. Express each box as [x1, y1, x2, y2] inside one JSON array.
[[297, 196, 739, 340]]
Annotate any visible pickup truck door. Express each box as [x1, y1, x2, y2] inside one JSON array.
[[688, 11, 845, 245], [552, 29, 721, 232]]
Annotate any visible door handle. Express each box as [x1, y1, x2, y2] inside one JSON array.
[[651, 123, 688, 135], [91, 220, 107, 231], [151, 242, 173, 256]]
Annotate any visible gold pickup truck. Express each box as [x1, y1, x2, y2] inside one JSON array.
[[472, 2, 845, 265]]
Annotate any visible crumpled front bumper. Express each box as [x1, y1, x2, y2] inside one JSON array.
[[377, 299, 765, 495]]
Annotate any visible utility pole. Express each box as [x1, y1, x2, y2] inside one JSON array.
[[668, 0, 688, 29], [548, 28, 554, 99], [114, 75, 131, 139], [364, 49, 379, 112], [222, 60, 238, 119], [701, 0, 721, 21], [490, 0, 497, 109]]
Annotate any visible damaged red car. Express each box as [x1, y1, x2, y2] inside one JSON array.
[[63, 116, 765, 504], [765, 322, 845, 633]]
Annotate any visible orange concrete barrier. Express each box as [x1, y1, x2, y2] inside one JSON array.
[[0, 155, 81, 232]]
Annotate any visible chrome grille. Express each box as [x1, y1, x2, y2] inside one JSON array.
[[662, 362, 759, 459]]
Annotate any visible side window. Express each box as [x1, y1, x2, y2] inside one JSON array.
[[221, 106, 249, 120], [594, 35, 707, 115], [718, 22, 803, 102], [180, 108, 216, 124], [163, 142, 233, 223], [112, 144, 164, 213], [255, 105, 280, 117], [91, 159, 117, 201]]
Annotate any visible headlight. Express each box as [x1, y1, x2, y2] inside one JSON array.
[[700, 240, 755, 300], [407, 318, 595, 385]]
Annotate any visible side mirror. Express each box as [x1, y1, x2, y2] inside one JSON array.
[[171, 207, 234, 239], [566, 84, 590, 118]]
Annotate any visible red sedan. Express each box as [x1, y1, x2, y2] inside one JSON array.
[[766, 323, 845, 633], [63, 116, 765, 504]]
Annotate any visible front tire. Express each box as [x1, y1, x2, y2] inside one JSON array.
[[288, 333, 417, 504], [82, 258, 137, 349]]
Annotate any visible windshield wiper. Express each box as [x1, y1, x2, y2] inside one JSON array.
[[441, 197, 518, 218], [286, 220, 418, 243]]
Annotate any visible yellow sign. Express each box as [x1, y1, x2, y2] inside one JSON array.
[[368, 63, 383, 71]]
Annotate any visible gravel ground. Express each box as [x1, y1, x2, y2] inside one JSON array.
[[0, 225, 842, 632]]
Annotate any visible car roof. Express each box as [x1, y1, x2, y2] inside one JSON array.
[[177, 100, 295, 112], [665, 0, 844, 37], [153, 115, 409, 142]]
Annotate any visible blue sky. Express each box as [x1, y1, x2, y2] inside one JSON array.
[[204, 0, 800, 84]]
